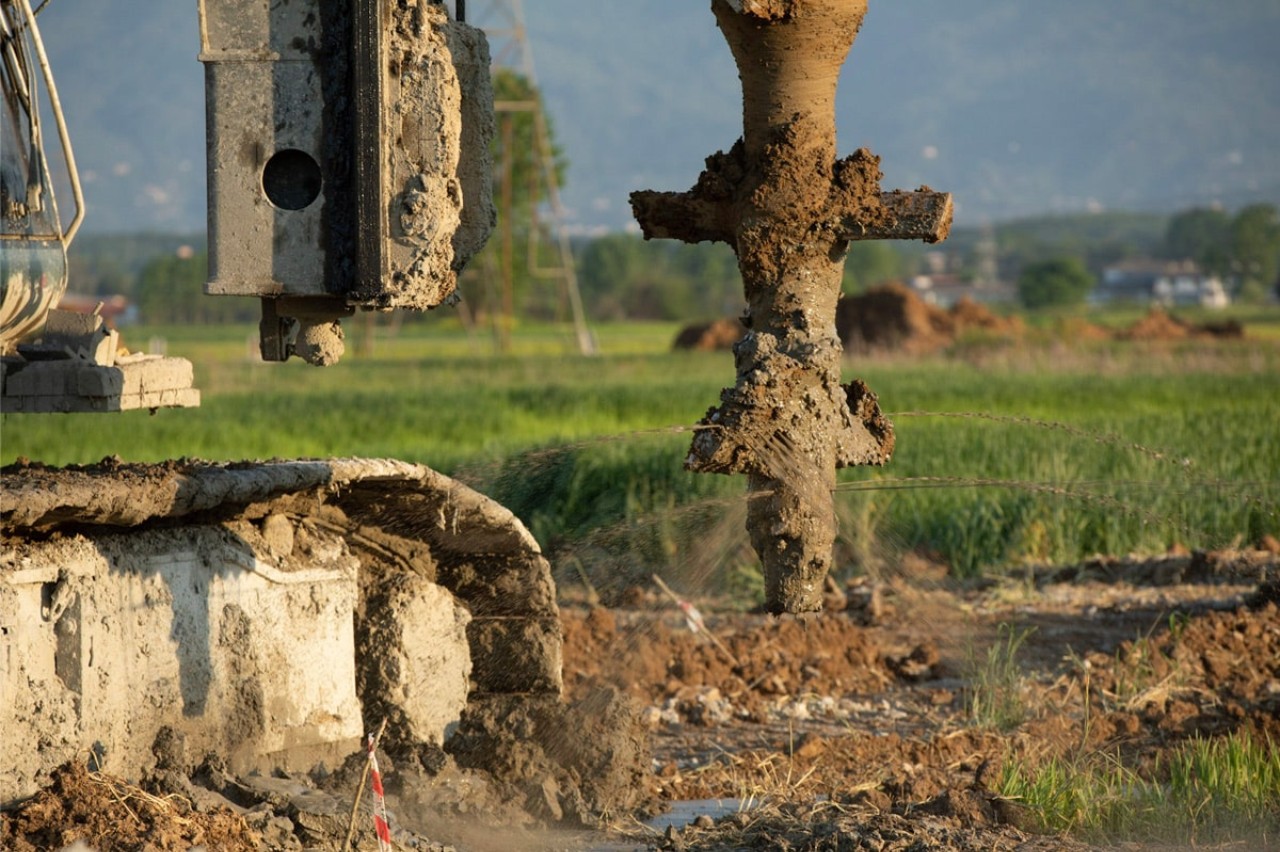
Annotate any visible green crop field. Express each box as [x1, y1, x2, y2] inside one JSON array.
[[3, 318, 1277, 602]]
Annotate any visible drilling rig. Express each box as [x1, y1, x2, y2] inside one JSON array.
[[1, 0, 951, 828]]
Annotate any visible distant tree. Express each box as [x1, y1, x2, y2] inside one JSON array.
[[135, 251, 256, 324], [490, 69, 567, 214], [1229, 203, 1280, 300], [1016, 256, 1093, 309], [1163, 207, 1232, 274], [577, 233, 740, 321]]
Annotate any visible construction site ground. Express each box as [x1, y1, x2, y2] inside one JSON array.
[[4, 542, 1278, 851], [2, 300, 1276, 852]]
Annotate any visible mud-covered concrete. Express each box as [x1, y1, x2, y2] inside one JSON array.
[[0, 521, 365, 803], [631, 0, 950, 613], [0, 457, 594, 815]]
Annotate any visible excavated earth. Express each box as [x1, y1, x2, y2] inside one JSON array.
[[4, 507, 1279, 850], [560, 546, 1280, 851], [674, 286, 1248, 357]]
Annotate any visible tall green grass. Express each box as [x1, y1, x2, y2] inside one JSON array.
[[3, 322, 1277, 590], [999, 731, 1280, 844]]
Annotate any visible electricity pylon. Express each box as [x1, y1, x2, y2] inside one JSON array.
[[466, 0, 596, 355]]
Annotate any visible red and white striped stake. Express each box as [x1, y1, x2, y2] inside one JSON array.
[[367, 733, 392, 852], [677, 598, 706, 634], [652, 574, 740, 668]]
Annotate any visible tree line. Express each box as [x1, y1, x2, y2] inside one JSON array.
[[69, 201, 1280, 326], [1017, 203, 1280, 309], [60, 69, 1278, 323]]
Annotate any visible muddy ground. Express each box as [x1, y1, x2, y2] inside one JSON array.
[[5, 544, 1278, 851], [559, 546, 1280, 850]]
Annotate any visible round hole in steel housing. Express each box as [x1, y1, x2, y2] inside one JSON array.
[[262, 149, 322, 210]]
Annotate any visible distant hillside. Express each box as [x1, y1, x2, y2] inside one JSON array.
[[35, 0, 1280, 235]]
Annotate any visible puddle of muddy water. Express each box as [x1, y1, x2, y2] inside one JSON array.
[[644, 798, 750, 832], [568, 800, 753, 852]]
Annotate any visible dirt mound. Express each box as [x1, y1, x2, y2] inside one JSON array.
[[948, 295, 1025, 337], [836, 282, 954, 354], [0, 761, 257, 852], [1118, 307, 1246, 341], [673, 317, 747, 351], [1056, 315, 1113, 342], [1120, 307, 1196, 341], [561, 605, 903, 721], [1084, 600, 1280, 742], [835, 284, 1021, 355]]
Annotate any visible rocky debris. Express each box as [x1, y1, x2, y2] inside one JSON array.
[[0, 761, 258, 852], [648, 794, 1091, 852]]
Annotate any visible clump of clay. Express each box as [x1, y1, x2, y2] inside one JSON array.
[[294, 319, 345, 366], [447, 688, 658, 826]]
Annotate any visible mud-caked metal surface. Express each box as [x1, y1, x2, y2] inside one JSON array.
[[631, 0, 951, 613], [199, 0, 495, 363]]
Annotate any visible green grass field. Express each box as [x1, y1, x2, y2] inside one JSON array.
[[3, 316, 1277, 599]]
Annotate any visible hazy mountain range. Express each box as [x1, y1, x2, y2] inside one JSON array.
[[34, 0, 1280, 236]]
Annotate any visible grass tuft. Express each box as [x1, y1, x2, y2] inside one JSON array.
[[966, 623, 1035, 731], [999, 730, 1280, 844]]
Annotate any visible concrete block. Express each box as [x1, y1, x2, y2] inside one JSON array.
[[0, 356, 199, 413], [76, 364, 124, 397], [0, 525, 363, 804]]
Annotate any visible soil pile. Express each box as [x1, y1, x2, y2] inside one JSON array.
[[672, 318, 747, 351], [948, 295, 1026, 338], [675, 293, 1251, 358], [835, 283, 1022, 354], [0, 762, 257, 852], [1118, 307, 1246, 341]]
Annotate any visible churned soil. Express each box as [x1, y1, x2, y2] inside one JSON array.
[[0, 761, 257, 852], [558, 546, 1280, 850], [5, 547, 1277, 851]]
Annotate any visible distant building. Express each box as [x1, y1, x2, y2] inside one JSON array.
[[909, 273, 1016, 308], [907, 246, 1016, 308], [1095, 259, 1229, 308]]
